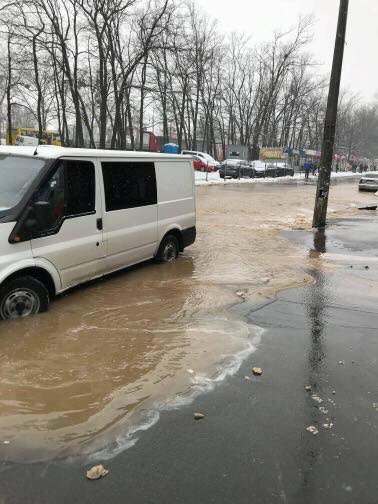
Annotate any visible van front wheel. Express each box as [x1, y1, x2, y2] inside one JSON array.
[[155, 235, 180, 263], [0, 276, 49, 320]]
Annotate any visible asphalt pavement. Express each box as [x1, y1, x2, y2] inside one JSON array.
[[1, 216, 378, 504]]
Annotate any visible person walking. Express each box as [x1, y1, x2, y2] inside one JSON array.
[[304, 161, 312, 181]]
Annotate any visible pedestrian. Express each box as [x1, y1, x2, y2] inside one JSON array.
[[304, 161, 312, 181]]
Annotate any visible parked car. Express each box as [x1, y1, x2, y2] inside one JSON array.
[[191, 155, 213, 172], [219, 159, 254, 179], [359, 174, 378, 192], [265, 163, 294, 177], [250, 161, 267, 178], [181, 150, 220, 170], [0, 146, 196, 319]]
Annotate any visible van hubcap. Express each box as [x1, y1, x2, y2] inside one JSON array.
[[163, 243, 177, 262], [2, 290, 40, 319]]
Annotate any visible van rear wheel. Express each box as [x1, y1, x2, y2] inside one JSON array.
[[155, 235, 180, 263], [0, 276, 49, 320]]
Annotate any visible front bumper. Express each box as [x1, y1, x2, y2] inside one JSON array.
[[359, 184, 378, 192]]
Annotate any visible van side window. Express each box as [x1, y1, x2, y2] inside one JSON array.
[[101, 162, 157, 211], [35, 160, 95, 232], [64, 160, 95, 215]]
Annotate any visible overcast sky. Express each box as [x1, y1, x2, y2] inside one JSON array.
[[197, 0, 378, 103]]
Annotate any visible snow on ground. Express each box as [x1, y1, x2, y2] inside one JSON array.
[[195, 170, 378, 186]]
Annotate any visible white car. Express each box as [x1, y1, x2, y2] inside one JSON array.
[[0, 146, 196, 319], [181, 150, 220, 169], [359, 174, 378, 192]]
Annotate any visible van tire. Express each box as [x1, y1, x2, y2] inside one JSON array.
[[0, 276, 49, 320], [155, 235, 180, 263]]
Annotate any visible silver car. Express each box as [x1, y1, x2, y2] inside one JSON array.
[[359, 174, 378, 192]]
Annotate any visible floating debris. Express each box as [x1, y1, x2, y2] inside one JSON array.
[[305, 385, 312, 392], [306, 426, 319, 435], [311, 394, 323, 404], [236, 290, 248, 299], [86, 465, 109, 480], [338, 361, 345, 365], [319, 406, 329, 414], [323, 423, 334, 429], [252, 367, 263, 376], [358, 205, 377, 211], [194, 412, 205, 420]]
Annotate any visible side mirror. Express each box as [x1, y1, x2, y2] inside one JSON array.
[[33, 201, 52, 230], [23, 217, 39, 231], [9, 203, 47, 244]]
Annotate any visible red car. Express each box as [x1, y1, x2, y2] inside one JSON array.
[[192, 156, 215, 172]]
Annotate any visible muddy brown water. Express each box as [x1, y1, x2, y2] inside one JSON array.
[[0, 180, 374, 461]]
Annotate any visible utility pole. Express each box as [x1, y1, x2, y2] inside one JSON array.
[[312, 0, 349, 228]]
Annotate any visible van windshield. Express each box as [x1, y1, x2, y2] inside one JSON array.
[[0, 154, 46, 211]]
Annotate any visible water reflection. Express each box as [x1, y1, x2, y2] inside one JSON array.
[[309, 228, 327, 259], [297, 230, 331, 499]]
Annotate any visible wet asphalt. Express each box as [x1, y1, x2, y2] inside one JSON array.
[[2, 216, 378, 503]]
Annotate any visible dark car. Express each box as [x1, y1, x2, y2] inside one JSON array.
[[219, 159, 254, 179], [265, 163, 294, 177]]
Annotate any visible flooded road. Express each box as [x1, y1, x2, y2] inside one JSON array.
[[0, 179, 374, 462]]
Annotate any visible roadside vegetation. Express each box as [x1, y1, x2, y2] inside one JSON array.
[[0, 0, 377, 159]]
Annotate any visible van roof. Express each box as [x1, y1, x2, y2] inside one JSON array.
[[0, 146, 191, 161]]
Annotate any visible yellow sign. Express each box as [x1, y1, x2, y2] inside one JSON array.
[[6, 128, 62, 146], [260, 147, 285, 160]]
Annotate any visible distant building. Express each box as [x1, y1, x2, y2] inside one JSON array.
[[226, 144, 252, 161]]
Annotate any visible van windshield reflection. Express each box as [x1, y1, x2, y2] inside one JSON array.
[[0, 155, 46, 211]]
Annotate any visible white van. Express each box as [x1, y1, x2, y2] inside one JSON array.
[[0, 146, 196, 319]]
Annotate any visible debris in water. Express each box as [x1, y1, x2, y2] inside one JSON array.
[[187, 369, 194, 374], [86, 465, 109, 480], [311, 394, 323, 404], [3, 441, 10, 444], [338, 360, 345, 365], [305, 385, 312, 392], [372, 403, 378, 411], [194, 412, 205, 420], [319, 406, 329, 414], [252, 367, 263, 376], [358, 205, 377, 211], [236, 290, 247, 299], [244, 376, 251, 381], [332, 391, 336, 395], [306, 426, 319, 435], [323, 423, 334, 429]]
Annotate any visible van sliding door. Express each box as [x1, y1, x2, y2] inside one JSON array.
[[101, 161, 158, 272]]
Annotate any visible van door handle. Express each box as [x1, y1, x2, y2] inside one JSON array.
[[96, 218, 103, 231]]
